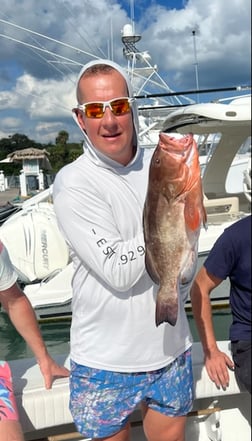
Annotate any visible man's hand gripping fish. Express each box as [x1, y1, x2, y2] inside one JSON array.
[[143, 133, 207, 327]]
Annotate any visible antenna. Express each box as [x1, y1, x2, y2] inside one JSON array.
[[130, 0, 135, 32], [192, 29, 200, 102]]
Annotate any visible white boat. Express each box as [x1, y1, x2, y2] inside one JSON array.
[[162, 94, 251, 249], [10, 341, 251, 440], [164, 95, 251, 312], [0, 201, 22, 225], [0, 186, 73, 321]]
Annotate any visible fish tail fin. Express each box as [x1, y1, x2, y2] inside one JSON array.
[[155, 294, 178, 327]]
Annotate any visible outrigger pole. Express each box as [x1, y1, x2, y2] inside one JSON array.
[[135, 85, 251, 100]]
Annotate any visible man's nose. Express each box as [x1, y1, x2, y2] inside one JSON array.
[[102, 106, 117, 121]]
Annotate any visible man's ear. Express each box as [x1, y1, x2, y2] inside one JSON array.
[[73, 108, 86, 130]]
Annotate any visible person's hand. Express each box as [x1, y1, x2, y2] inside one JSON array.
[[37, 354, 70, 389], [205, 348, 234, 390]]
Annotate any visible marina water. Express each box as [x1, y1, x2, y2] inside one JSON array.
[[1, 309, 232, 361]]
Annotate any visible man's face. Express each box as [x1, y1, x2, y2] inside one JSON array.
[[76, 70, 135, 165]]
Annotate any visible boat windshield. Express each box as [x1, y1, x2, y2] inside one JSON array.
[[197, 133, 221, 158], [236, 136, 251, 155]]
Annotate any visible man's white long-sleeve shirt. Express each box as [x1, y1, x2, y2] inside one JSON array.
[[53, 143, 192, 372]]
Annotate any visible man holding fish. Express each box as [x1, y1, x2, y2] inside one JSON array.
[[53, 59, 205, 441]]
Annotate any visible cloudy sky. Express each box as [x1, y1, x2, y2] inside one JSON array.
[[0, 0, 251, 144]]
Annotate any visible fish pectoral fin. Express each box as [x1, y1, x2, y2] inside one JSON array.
[[184, 204, 201, 231], [155, 292, 178, 327]]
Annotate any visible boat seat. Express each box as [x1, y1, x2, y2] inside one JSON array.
[[9, 341, 245, 439], [203, 196, 239, 215], [191, 341, 242, 398]]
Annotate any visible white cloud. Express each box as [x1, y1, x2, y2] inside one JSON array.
[[1, 117, 22, 129], [0, 0, 250, 142], [15, 74, 76, 119]]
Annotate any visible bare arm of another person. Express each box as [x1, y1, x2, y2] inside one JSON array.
[[190, 266, 234, 389], [0, 284, 69, 389]]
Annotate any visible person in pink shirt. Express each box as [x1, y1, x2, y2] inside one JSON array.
[[0, 240, 69, 440]]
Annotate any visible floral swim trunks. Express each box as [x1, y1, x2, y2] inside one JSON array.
[[0, 361, 19, 421], [70, 348, 194, 438]]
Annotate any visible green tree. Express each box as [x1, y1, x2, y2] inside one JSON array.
[[55, 130, 69, 146], [52, 130, 82, 170]]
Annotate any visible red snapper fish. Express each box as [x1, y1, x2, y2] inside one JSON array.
[[143, 133, 207, 327]]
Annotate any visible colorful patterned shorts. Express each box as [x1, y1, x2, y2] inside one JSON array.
[[70, 349, 194, 438], [0, 361, 19, 421]]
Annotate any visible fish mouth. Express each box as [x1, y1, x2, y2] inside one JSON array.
[[159, 143, 188, 157], [159, 133, 193, 155]]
